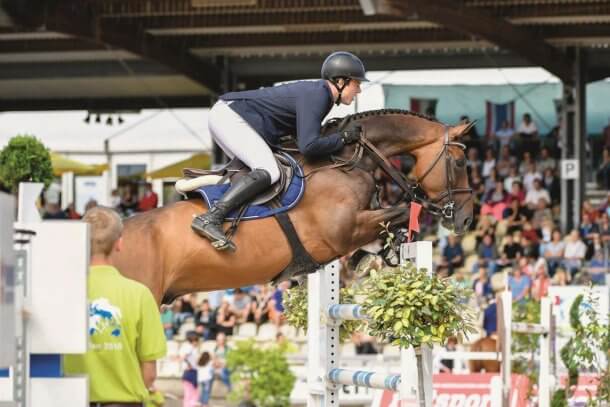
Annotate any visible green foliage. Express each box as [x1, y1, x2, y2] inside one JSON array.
[[551, 389, 568, 407], [552, 289, 610, 406], [511, 299, 541, 385], [226, 340, 296, 407], [0, 135, 53, 193], [283, 284, 364, 342], [360, 262, 477, 348]]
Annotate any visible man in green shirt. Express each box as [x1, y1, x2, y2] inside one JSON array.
[[64, 207, 167, 406]]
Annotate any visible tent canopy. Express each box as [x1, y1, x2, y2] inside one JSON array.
[[51, 152, 108, 176], [146, 153, 211, 179]]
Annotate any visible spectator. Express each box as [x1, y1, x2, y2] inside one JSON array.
[[483, 168, 499, 196], [543, 229, 565, 277], [230, 288, 252, 325], [268, 281, 291, 326], [63, 207, 166, 406], [119, 188, 138, 216], [476, 234, 498, 273], [516, 257, 534, 278], [195, 299, 216, 340], [508, 267, 531, 303], [161, 304, 175, 340], [536, 147, 556, 173], [174, 295, 196, 332], [579, 212, 600, 247], [599, 213, 610, 245], [438, 234, 464, 277], [466, 147, 481, 176], [582, 200, 600, 223], [211, 333, 232, 395], [505, 199, 527, 234], [65, 203, 81, 219], [215, 299, 237, 336], [518, 152, 535, 177], [531, 258, 550, 300], [586, 235, 608, 285], [522, 163, 543, 193], [138, 182, 159, 212], [496, 145, 516, 178], [474, 215, 496, 247], [251, 284, 273, 325], [439, 337, 459, 373], [110, 189, 121, 209], [503, 167, 521, 194], [542, 168, 560, 205], [563, 229, 588, 278], [481, 148, 496, 178], [494, 120, 515, 150], [482, 298, 498, 337], [597, 148, 610, 189], [481, 180, 509, 221], [472, 265, 493, 305], [516, 113, 539, 156], [496, 234, 523, 270], [552, 268, 570, 286], [180, 331, 201, 407], [532, 199, 553, 226], [197, 352, 214, 407], [524, 179, 550, 210], [507, 181, 525, 205]]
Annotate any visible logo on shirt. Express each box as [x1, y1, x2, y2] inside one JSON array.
[[89, 298, 122, 337]]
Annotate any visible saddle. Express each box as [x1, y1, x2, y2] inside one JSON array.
[[176, 151, 295, 207], [176, 151, 319, 282]]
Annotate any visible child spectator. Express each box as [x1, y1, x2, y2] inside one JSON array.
[[180, 331, 200, 407], [197, 352, 214, 407]]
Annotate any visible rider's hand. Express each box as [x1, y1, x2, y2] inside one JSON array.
[[341, 124, 362, 145]]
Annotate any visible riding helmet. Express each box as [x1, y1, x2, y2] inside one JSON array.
[[321, 51, 369, 82]]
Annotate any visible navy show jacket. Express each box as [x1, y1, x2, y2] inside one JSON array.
[[220, 79, 346, 158]]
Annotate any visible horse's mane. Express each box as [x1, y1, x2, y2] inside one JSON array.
[[322, 108, 440, 132]]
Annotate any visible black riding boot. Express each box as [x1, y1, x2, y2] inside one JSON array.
[[191, 169, 271, 250]]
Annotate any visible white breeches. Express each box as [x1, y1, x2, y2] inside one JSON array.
[[208, 100, 281, 183]]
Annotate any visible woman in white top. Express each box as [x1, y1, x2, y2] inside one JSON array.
[[481, 148, 497, 178]]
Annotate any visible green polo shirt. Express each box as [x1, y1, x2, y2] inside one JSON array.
[[64, 265, 167, 403]]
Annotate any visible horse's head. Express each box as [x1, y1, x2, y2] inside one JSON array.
[[409, 121, 474, 235]]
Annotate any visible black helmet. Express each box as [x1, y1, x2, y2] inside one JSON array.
[[321, 51, 368, 82]]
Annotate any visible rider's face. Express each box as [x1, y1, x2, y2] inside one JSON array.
[[340, 79, 361, 105]]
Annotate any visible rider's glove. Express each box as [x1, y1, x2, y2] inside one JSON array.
[[341, 124, 362, 145]]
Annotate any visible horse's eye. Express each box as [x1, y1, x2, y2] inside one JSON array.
[[455, 158, 466, 168]]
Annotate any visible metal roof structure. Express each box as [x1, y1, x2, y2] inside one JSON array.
[[1, 0, 609, 111]]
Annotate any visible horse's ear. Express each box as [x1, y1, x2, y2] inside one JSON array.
[[452, 120, 477, 138]]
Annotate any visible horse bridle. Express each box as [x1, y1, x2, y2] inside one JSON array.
[[356, 127, 472, 221]]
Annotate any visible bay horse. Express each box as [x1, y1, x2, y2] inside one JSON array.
[[112, 109, 474, 304]]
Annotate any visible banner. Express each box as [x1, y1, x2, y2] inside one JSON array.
[[410, 98, 438, 117], [485, 100, 515, 136], [372, 373, 529, 407]]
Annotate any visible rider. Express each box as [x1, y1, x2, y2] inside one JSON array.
[[191, 51, 368, 249]]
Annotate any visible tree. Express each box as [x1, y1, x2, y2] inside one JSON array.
[[0, 135, 53, 193]]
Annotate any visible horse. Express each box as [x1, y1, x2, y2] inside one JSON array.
[[112, 109, 474, 304], [469, 336, 500, 373]]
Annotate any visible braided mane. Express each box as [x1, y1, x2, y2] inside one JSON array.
[[322, 108, 441, 133]]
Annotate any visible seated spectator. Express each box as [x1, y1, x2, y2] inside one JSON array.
[[215, 300, 237, 336], [582, 200, 600, 223], [543, 229, 565, 277], [173, 295, 196, 333], [516, 113, 539, 156], [518, 151, 535, 176], [525, 179, 550, 210], [481, 180, 509, 221], [599, 193, 610, 218], [472, 266, 493, 305], [482, 298, 498, 337], [496, 234, 523, 270], [536, 147, 556, 173], [268, 281, 291, 326], [230, 288, 252, 325], [505, 199, 527, 234], [508, 267, 531, 303], [195, 299, 216, 340], [542, 168, 560, 205], [586, 235, 608, 285], [65, 203, 82, 219], [597, 147, 610, 189], [496, 145, 516, 178], [251, 284, 273, 325], [474, 215, 496, 247], [481, 148, 496, 178], [437, 234, 464, 277], [503, 166, 521, 194], [579, 212, 600, 257], [532, 199, 553, 225], [507, 181, 525, 205], [539, 217, 555, 244], [521, 226, 540, 260], [563, 230, 588, 278], [599, 213, 610, 245], [531, 258, 550, 300], [483, 168, 500, 196], [466, 147, 482, 176], [494, 120, 516, 151], [522, 163, 543, 193], [439, 337, 459, 373], [475, 234, 498, 273], [161, 304, 175, 340], [516, 257, 534, 278]]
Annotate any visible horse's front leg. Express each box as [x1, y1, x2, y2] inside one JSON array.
[[351, 206, 410, 249]]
